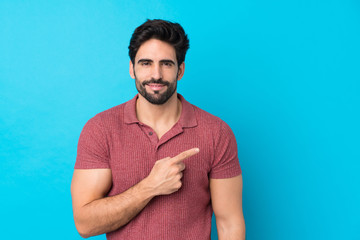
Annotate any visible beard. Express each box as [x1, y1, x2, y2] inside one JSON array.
[[135, 75, 178, 105]]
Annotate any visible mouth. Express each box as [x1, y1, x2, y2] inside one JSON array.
[[146, 83, 166, 91]]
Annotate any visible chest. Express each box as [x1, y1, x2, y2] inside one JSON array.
[[106, 125, 214, 196]]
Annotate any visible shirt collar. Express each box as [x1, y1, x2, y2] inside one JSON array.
[[124, 93, 197, 128], [123, 94, 140, 124]]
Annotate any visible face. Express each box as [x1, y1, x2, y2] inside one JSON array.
[[130, 39, 185, 105]]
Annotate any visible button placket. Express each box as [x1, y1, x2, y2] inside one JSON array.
[[138, 124, 158, 147]]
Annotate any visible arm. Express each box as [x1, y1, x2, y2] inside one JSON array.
[[71, 148, 199, 238], [71, 168, 154, 238], [210, 175, 246, 240]]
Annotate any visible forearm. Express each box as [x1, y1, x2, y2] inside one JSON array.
[[74, 178, 154, 238], [216, 217, 246, 240], [72, 149, 197, 238]]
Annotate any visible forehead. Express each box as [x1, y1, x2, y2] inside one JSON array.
[[135, 39, 177, 62]]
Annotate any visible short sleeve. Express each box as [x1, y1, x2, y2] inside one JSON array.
[[75, 116, 110, 169], [209, 121, 242, 179]]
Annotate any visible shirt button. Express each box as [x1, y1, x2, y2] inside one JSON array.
[[149, 132, 153, 136]]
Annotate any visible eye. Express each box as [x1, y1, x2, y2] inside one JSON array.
[[162, 62, 173, 67], [141, 61, 151, 66]]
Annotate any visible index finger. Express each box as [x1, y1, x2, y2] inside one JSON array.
[[171, 148, 200, 164]]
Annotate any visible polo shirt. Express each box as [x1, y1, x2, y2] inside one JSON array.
[[75, 94, 241, 240]]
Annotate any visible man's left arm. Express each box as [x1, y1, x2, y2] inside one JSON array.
[[210, 175, 245, 240]]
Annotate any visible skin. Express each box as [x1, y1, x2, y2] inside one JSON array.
[[71, 39, 245, 239], [130, 38, 185, 139], [211, 176, 246, 240]]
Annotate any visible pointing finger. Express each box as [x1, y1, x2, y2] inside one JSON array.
[[171, 148, 200, 164]]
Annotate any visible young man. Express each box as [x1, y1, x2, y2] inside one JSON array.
[[71, 19, 245, 240]]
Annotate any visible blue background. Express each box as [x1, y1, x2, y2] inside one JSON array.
[[1, 0, 359, 239]]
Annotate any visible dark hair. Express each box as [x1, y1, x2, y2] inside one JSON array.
[[128, 19, 189, 66]]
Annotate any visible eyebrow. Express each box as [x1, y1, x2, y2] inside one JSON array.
[[137, 59, 153, 64], [159, 59, 176, 65]]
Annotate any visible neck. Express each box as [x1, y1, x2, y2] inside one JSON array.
[[136, 92, 182, 129]]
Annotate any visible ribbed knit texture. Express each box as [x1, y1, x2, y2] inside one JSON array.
[[75, 94, 241, 240]]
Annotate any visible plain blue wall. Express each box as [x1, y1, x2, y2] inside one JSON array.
[[1, 0, 359, 239]]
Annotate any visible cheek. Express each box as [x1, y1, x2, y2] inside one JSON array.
[[134, 68, 149, 80], [163, 69, 179, 79]]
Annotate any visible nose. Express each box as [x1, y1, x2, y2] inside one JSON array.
[[151, 63, 162, 80]]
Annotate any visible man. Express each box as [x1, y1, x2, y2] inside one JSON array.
[[71, 19, 245, 240]]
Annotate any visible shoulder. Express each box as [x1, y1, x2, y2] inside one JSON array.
[[95, 104, 124, 122], [191, 104, 230, 131], [189, 104, 238, 150], [83, 102, 127, 131]]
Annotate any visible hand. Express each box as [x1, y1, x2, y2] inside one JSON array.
[[145, 148, 200, 196]]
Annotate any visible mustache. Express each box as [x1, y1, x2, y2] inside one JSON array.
[[142, 79, 170, 87]]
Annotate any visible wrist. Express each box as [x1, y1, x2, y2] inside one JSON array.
[[137, 177, 158, 199]]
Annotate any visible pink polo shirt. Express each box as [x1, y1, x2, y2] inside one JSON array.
[[75, 94, 241, 240]]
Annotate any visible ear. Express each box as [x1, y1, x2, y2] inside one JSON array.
[[129, 60, 135, 79], [177, 62, 185, 80]]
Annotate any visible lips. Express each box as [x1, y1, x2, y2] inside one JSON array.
[[147, 83, 165, 91]]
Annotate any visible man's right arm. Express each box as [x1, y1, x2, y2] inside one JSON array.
[[71, 148, 199, 238]]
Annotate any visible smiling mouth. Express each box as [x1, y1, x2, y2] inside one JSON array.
[[147, 83, 166, 91]]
